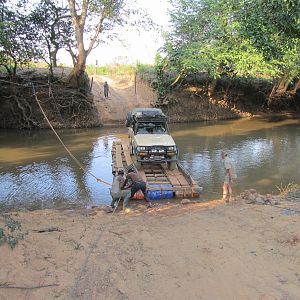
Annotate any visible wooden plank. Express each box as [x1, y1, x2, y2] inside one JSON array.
[[115, 144, 123, 169], [162, 165, 182, 186], [146, 175, 168, 180], [122, 143, 134, 166], [171, 169, 189, 186], [146, 180, 170, 184]]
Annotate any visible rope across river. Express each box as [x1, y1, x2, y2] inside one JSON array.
[[31, 83, 112, 187]]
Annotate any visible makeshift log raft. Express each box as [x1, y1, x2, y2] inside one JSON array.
[[112, 141, 202, 200]]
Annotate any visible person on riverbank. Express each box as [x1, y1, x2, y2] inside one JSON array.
[[103, 81, 109, 98], [121, 168, 152, 212], [221, 151, 237, 203], [110, 170, 130, 209]]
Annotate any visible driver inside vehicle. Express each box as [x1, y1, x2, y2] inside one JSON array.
[[146, 127, 154, 133], [154, 125, 165, 133], [136, 123, 166, 134], [137, 125, 147, 134]]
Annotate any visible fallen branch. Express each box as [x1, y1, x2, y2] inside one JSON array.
[[32, 227, 63, 233], [0, 283, 59, 290]]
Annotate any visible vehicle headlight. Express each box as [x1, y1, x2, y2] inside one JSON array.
[[137, 146, 146, 151], [167, 146, 175, 151]]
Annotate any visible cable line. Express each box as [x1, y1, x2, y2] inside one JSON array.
[[31, 82, 111, 187]]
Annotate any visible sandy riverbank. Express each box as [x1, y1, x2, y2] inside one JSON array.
[[0, 193, 299, 300]]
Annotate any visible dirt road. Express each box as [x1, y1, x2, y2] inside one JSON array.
[[92, 75, 156, 125], [1, 198, 299, 300]]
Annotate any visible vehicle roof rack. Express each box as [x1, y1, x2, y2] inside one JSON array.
[[126, 108, 167, 127]]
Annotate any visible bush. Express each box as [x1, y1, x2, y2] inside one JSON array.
[[0, 214, 26, 249], [86, 64, 137, 76]]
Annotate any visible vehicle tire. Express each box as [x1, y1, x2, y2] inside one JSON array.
[[168, 160, 177, 171]]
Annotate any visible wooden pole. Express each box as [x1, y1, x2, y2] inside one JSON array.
[[134, 72, 137, 94]]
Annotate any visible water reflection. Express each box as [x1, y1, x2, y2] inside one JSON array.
[[1, 117, 300, 211], [0, 127, 128, 211], [170, 117, 300, 199]]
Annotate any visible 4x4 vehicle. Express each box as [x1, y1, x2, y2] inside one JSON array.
[[126, 108, 178, 170]]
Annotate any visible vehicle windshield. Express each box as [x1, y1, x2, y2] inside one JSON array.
[[136, 123, 166, 134]]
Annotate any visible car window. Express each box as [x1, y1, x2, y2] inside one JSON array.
[[154, 126, 166, 133], [137, 126, 148, 134]]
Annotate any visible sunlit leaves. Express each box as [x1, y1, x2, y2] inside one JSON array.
[[163, 0, 300, 84]]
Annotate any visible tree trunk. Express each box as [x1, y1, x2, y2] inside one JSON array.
[[276, 75, 290, 94], [291, 78, 300, 95], [67, 0, 106, 90], [67, 51, 90, 93], [67, 0, 89, 90], [66, 43, 77, 66], [268, 74, 292, 107], [208, 78, 218, 96], [51, 49, 58, 68], [12, 61, 17, 77]]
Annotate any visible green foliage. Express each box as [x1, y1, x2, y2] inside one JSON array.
[[154, 53, 169, 97], [0, 3, 40, 76], [0, 0, 71, 76], [161, 0, 300, 93], [69, 240, 83, 250], [0, 214, 26, 249], [239, 0, 300, 80], [29, 0, 73, 70], [136, 63, 155, 75], [136, 63, 156, 83], [85, 64, 137, 76]]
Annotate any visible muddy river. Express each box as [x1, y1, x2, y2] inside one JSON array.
[[1, 116, 300, 211]]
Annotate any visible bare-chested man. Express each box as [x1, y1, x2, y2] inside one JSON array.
[[121, 169, 152, 212]]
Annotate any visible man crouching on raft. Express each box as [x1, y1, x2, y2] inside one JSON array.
[[121, 168, 153, 212]]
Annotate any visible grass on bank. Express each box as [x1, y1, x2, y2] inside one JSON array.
[[2, 62, 156, 80]]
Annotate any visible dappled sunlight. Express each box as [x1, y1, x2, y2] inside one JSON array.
[[111, 199, 227, 218]]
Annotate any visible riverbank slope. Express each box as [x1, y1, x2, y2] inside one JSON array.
[[92, 73, 300, 125], [1, 196, 299, 300], [1, 68, 299, 128]]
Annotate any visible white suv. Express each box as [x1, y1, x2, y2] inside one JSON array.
[[126, 108, 178, 170]]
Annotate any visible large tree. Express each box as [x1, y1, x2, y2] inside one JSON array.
[[30, 0, 73, 71], [239, 0, 300, 96], [0, 1, 40, 77], [164, 0, 300, 96], [67, 0, 142, 90]]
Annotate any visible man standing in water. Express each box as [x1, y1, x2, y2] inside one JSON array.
[[221, 151, 236, 203], [103, 81, 109, 98], [121, 168, 152, 212]]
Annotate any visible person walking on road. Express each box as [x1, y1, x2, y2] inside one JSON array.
[[221, 151, 237, 203], [121, 168, 152, 212], [103, 81, 109, 98]]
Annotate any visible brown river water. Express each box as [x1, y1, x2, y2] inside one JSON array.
[[1, 116, 300, 211]]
